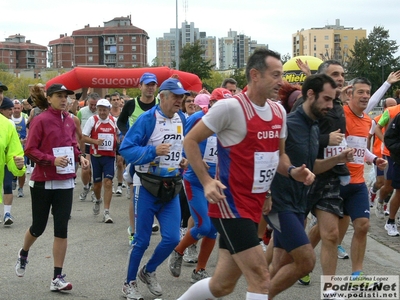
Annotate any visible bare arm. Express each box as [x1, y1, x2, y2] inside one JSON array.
[[313, 148, 354, 174], [82, 135, 104, 146], [374, 124, 385, 142], [183, 120, 226, 203]]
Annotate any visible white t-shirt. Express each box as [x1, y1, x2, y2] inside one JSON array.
[[202, 95, 287, 147]]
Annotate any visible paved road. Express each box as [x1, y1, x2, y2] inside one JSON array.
[[0, 168, 399, 299]]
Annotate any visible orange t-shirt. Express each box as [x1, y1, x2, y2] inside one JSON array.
[[344, 106, 372, 184], [372, 115, 383, 158], [378, 105, 400, 156]]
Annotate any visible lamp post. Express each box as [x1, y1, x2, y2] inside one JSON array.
[[175, 0, 179, 70]]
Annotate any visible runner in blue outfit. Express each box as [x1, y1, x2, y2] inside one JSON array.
[[120, 78, 189, 300]]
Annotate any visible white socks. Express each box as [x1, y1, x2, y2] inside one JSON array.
[[246, 292, 268, 300], [176, 277, 268, 300], [177, 277, 215, 300], [4, 205, 11, 214]]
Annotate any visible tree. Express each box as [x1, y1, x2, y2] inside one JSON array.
[[202, 71, 225, 91], [151, 57, 160, 67], [0, 63, 8, 72], [179, 41, 215, 80], [346, 26, 400, 92], [230, 68, 247, 89], [281, 53, 291, 65], [0, 71, 17, 98]]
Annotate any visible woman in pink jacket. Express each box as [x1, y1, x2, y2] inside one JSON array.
[[15, 84, 89, 292]]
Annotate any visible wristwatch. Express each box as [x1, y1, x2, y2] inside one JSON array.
[[288, 165, 296, 180]]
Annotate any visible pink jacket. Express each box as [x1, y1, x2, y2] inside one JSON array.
[[25, 106, 80, 181]]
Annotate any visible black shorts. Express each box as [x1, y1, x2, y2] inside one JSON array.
[[211, 218, 260, 254], [307, 175, 343, 218]]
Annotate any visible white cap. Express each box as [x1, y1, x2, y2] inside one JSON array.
[[96, 99, 111, 108]]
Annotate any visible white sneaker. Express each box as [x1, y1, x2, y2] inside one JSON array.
[[375, 202, 385, 219], [384, 204, 390, 216], [183, 244, 198, 263], [179, 227, 187, 240], [152, 223, 159, 233], [50, 274, 72, 291], [337, 245, 349, 259], [168, 250, 183, 277], [103, 211, 113, 223], [93, 198, 102, 215], [137, 265, 162, 296], [116, 186, 123, 196], [384, 223, 400, 237], [15, 248, 28, 277], [79, 186, 90, 201], [122, 280, 144, 300]]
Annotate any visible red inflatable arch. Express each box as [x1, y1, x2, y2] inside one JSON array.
[[45, 67, 203, 92]]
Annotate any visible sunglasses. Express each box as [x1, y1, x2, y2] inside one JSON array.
[[185, 99, 194, 103]]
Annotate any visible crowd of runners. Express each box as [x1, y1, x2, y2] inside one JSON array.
[[1, 47, 400, 300]]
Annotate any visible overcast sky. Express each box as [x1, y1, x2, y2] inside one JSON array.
[[2, 0, 399, 67]]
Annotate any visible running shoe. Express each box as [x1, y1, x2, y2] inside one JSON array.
[[168, 250, 183, 277], [375, 202, 385, 219], [17, 187, 24, 198], [127, 226, 135, 246], [93, 198, 102, 215], [384, 223, 400, 237], [180, 227, 187, 240], [50, 274, 72, 291], [122, 280, 144, 300], [137, 265, 162, 296], [15, 248, 28, 277], [298, 274, 310, 285], [152, 223, 159, 233], [4, 212, 14, 225], [116, 186, 123, 196], [384, 204, 389, 216], [79, 185, 91, 201], [191, 269, 210, 283], [183, 244, 198, 264], [369, 188, 376, 208], [103, 210, 113, 223], [337, 245, 349, 259]]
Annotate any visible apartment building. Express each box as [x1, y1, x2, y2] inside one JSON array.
[[156, 21, 216, 68], [219, 29, 267, 70], [48, 34, 74, 68], [292, 19, 366, 61], [71, 16, 149, 68], [0, 34, 47, 70]]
